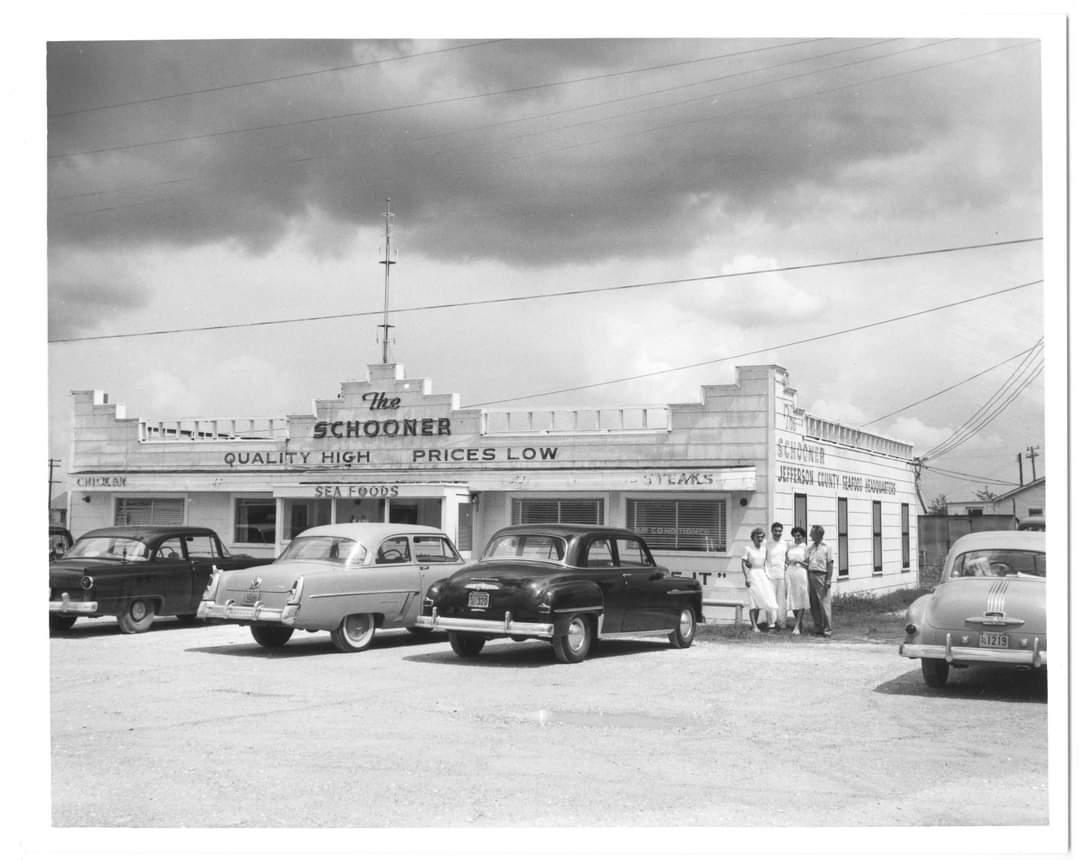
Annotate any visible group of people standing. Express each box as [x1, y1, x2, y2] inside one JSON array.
[[741, 522, 833, 637]]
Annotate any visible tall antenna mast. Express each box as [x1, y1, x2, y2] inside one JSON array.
[[377, 197, 396, 363]]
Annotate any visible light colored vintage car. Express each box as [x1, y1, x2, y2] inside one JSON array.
[[197, 523, 464, 651], [899, 529, 1046, 687]]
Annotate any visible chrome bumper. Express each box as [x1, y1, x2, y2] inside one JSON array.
[[900, 633, 1045, 668], [414, 608, 554, 638], [197, 599, 296, 625], [49, 595, 98, 615]]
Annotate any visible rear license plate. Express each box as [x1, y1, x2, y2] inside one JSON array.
[[242, 592, 259, 605], [979, 631, 1009, 648], [467, 591, 490, 609]]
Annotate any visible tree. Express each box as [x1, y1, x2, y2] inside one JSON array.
[[927, 494, 949, 514], [974, 486, 997, 501]]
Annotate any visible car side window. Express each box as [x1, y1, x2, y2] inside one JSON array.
[[615, 538, 653, 567], [412, 535, 460, 563], [376, 536, 411, 565], [585, 538, 616, 567], [154, 537, 185, 561], [184, 534, 219, 559]]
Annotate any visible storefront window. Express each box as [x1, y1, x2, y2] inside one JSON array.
[[626, 499, 726, 553], [901, 503, 910, 570], [115, 498, 184, 526], [235, 498, 276, 544], [512, 498, 604, 525], [837, 497, 849, 578], [457, 502, 473, 552], [872, 500, 883, 573]]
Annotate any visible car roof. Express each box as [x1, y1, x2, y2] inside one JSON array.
[[295, 523, 450, 541], [490, 523, 642, 540], [947, 529, 1045, 553], [79, 525, 220, 541]]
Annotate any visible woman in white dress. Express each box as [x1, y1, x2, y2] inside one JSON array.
[[784, 526, 811, 635], [741, 527, 778, 631]]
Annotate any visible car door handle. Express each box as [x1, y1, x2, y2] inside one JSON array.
[[419, 565, 430, 571]]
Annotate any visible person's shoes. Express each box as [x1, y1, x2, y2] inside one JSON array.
[[791, 627, 800, 636], [769, 625, 778, 632], [824, 629, 832, 637]]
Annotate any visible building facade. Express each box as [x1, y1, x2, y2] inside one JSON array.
[[66, 363, 919, 596]]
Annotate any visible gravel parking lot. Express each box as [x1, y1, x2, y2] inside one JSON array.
[[48, 614, 1052, 836]]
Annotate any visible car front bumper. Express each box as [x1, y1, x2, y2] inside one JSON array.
[[49, 594, 98, 615], [197, 599, 296, 625], [414, 608, 554, 639], [900, 632, 1045, 668]]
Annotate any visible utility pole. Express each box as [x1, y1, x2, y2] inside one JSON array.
[[1025, 445, 1040, 482], [911, 457, 928, 514], [377, 197, 396, 364], [48, 458, 61, 515], [1017, 452, 1024, 486]]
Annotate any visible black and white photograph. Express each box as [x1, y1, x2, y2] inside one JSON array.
[[20, 3, 1070, 858]]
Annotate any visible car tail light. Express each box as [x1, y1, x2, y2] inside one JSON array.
[[79, 575, 94, 590], [202, 568, 220, 600], [286, 577, 304, 605]]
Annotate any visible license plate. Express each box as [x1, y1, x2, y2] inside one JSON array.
[[979, 631, 1009, 648], [467, 591, 490, 609], [242, 592, 259, 605]]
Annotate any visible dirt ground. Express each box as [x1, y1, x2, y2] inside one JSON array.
[[43, 615, 1057, 854]]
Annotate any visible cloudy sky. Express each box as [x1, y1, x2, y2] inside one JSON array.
[[44, 23, 1062, 506]]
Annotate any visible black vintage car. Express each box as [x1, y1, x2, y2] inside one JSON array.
[[49, 526, 272, 634], [413, 523, 703, 663]]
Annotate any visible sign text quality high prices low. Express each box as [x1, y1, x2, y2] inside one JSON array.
[[222, 446, 560, 467]]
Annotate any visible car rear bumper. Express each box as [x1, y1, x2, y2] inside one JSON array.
[[197, 599, 296, 625], [414, 608, 554, 639], [900, 633, 1045, 668], [49, 595, 98, 615]]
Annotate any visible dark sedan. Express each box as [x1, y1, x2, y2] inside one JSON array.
[[49, 526, 272, 634], [413, 523, 703, 663]]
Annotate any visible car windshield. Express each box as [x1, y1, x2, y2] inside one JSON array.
[[278, 535, 364, 565], [949, 549, 1046, 579], [68, 536, 150, 562], [483, 534, 566, 562]]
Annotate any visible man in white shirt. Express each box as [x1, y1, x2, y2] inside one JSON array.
[[764, 521, 788, 631]]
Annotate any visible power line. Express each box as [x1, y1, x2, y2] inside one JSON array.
[[920, 464, 1021, 487], [48, 40, 508, 118], [922, 342, 1044, 460], [464, 280, 1042, 407], [860, 339, 1044, 427], [48, 237, 1042, 344], [48, 39, 824, 161]]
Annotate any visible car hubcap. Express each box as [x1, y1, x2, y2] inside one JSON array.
[[131, 601, 148, 621], [567, 618, 586, 653], [679, 610, 693, 638], [345, 615, 371, 642]]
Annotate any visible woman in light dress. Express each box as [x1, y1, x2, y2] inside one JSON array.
[[742, 527, 779, 631], [784, 526, 811, 635]]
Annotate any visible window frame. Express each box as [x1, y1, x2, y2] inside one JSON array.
[[837, 497, 849, 579], [901, 503, 911, 570], [872, 500, 883, 573]]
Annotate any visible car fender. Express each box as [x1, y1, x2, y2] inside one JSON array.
[[546, 581, 604, 634]]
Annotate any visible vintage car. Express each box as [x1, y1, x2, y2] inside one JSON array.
[[49, 525, 74, 560], [197, 523, 465, 652], [899, 530, 1046, 687], [49, 526, 272, 633], [413, 523, 703, 663]]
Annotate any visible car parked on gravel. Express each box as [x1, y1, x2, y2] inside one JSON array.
[[899, 529, 1046, 687], [49, 526, 272, 633], [413, 523, 703, 663], [197, 522, 465, 652]]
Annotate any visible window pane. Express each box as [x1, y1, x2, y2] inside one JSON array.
[[512, 499, 603, 525], [235, 498, 276, 544], [115, 498, 184, 526], [626, 500, 725, 552], [615, 538, 652, 567], [456, 502, 473, 552], [185, 534, 218, 559], [413, 535, 459, 563]]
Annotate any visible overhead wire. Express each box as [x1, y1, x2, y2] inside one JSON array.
[[48, 238, 1042, 344], [48, 39, 826, 161], [860, 339, 1044, 427]]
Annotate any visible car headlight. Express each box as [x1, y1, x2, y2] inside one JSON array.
[[79, 575, 94, 591], [905, 623, 917, 635]]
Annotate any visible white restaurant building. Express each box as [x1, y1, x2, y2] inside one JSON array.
[[65, 362, 919, 596]]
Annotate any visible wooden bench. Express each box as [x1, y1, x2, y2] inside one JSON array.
[[702, 586, 752, 628]]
